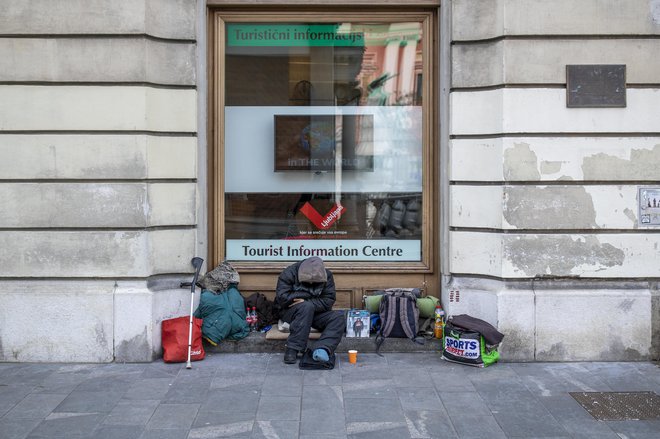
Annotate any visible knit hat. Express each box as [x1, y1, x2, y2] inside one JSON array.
[[298, 257, 327, 283], [198, 261, 240, 293]]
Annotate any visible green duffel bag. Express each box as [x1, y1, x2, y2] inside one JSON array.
[[364, 294, 439, 318]]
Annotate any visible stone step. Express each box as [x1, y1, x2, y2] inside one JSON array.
[[204, 331, 444, 354]]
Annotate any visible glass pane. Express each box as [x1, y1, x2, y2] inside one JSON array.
[[224, 21, 424, 262]]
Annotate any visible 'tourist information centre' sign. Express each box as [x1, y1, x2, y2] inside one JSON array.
[[226, 239, 421, 262]]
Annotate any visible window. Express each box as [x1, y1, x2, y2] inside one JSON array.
[[214, 13, 434, 269]]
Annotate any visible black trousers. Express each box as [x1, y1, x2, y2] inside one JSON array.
[[281, 301, 345, 353]]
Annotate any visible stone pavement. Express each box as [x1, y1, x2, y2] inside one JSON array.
[[1, 353, 659, 439]]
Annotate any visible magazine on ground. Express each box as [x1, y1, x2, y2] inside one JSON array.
[[346, 309, 370, 338]]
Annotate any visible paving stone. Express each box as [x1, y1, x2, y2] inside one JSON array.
[[605, 419, 660, 439], [0, 366, 57, 386], [188, 420, 253, 438], [26, 413, 106, 438], [53, 389, 124, 413], [439, 391, 492, 417], [539, 394, 620, 438], [140, 363, 182, 379], [0, 384, 35, 417], [392, 368, 434, 388], [0, 417, 41, 439], [88, 364, 146, 379], [430, 369, 477, 393], [123, 378, 175, 400], [387, 352, 444, 369], [162, 380, 210, 404], [344, 397, 404, 423], [252, 420, 300, 439], [139, 428, 189, 439], [103, 399, 159, 425], [261, 374, 303, 396], [302, 369, 342, 386], [266, 359, 306, 376], [31, 372, 89, 394], [397, 387, 443, 411], [146, 403, 200, 430], [91, 425, 144, 439], [449, 414, 508, 439], [75, 376, 134, 393], [5, 393, 67, 419], [300, 386, 345, 435], [338, 354, 389, 376], [193, 410, 255, 429], [256, 396, 301, 421], [345, 422, 410, 438], [210, 373, 265, 391], [201, 388, 260, 414], [403, 409, 457, 438], [214, 353, 271, 373], [469, 374, 530, 394], [341, 377, 397, 399], [477, 387, 541, 408], [491, 411, 570, 438]]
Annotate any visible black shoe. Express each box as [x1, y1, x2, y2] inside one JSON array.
[[284, 348, 299, 364]]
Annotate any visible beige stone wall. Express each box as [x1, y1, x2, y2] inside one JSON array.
[[0, 0, 199, 362], [448, 0, 660, 360]]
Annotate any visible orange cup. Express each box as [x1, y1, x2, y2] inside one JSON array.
[[348, 349, 358, 364]]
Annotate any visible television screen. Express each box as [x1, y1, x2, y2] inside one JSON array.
[[274, 114, 374, 171]]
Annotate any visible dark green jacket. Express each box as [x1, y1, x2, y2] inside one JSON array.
[[193, 286, 249, 345]]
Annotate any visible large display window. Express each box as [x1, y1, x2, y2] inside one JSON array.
[[212, 12, 435, 270]]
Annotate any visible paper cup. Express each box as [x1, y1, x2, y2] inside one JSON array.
[[348, 349, 358, 364]]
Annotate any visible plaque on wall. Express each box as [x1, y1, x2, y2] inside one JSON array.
[[639, 187, 660, 227], [566, 64, 626, 108]]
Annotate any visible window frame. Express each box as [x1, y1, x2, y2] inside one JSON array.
[[208, 9, 437, 274]]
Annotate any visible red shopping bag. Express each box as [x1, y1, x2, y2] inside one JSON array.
[[162, 316, 205, 363]]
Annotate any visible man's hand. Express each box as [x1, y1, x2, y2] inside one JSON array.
[[289, 298, 305, 307]]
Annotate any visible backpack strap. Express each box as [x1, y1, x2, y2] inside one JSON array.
[[375, 330, 386, 356], [398, 298, 415, 339], [379, 294, 396, 338]]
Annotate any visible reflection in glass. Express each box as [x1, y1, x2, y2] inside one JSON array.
[[224, 21, 424, 261]]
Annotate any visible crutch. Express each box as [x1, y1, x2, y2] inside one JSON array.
[[186, 257, 204, 369]]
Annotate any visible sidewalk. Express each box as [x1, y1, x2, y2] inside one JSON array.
[[1, 353, 659, 439]]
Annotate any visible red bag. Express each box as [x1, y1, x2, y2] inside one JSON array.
[[162, 316, 205, 363]]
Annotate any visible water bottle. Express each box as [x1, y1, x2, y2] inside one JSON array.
[[434, 305, 445, 339], [251, 307, 258, 331], [246, 307, 253, 331]]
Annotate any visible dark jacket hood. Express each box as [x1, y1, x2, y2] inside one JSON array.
[[297, 257, 327, 283]]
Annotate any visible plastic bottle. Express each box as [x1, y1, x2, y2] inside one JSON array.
[[246, 307, 253, 331], [434, 305, 445, 339], [251, 307, 258, 331]]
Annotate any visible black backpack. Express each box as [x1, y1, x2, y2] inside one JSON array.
[[375, 288, 424, 354], [244, 293, 280, 330]]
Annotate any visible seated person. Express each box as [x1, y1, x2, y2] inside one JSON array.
[[275, 257, 344, 364]]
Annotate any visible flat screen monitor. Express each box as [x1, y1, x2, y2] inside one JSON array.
[[274, 114, 374, 171]]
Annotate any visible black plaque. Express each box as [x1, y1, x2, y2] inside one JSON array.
[[566, 64, 626, 108]]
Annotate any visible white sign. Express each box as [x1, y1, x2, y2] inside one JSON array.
[[226, 239, 421, 261], [639, 187, 660, 226]]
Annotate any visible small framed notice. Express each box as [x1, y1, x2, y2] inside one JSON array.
[[566, 64, 626, 108], [638, 187, 660, 226], [346, 310, 370, 338]]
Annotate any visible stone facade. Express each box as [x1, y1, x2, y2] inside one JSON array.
[[0, 0, 658, 362], [446, 0, 660, 361], [0, 0, 199, 362]]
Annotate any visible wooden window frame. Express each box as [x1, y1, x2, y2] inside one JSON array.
[[208, 8, 438, 274]]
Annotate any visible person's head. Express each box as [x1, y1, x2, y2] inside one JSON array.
[[298, 256, 327, 288]]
